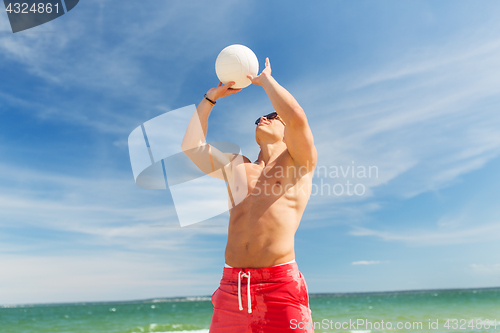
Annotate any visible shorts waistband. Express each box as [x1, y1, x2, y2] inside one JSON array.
[[222, 260, 299, 283], [224, 258, 295, 269]]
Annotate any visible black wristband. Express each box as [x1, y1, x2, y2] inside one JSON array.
[[204, 94, 216, 105]]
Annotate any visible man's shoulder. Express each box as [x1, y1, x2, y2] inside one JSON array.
[[282, 146, 317, 173], [277, 148, 316, 177]]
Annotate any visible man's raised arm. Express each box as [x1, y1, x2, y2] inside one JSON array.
[[181, 82, 242, 179], [248, 58, 317, 171]]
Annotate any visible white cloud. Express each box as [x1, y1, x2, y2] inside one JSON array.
[[353, 38, 500, 89], [350, 223, 500, 246], [352, 261, 381, 265], [0, 252, 222, 305], [469, 264, 500, 276]]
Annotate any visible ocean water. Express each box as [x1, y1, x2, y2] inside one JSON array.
[[1, 288, 499, 333]]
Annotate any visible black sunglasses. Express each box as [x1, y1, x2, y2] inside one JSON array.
[[255, 112, 280, 125]]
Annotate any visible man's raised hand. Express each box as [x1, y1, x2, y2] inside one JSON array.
[[247, 57, 272, 86], [206, 81, 241, 102]]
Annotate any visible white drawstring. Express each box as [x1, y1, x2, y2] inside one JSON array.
[[237, 271, 252, 313]]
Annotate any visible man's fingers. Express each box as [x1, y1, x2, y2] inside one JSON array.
[[265, 57, 270, 68], [247, 74, 254, 80], [217, 82, 223, 87]]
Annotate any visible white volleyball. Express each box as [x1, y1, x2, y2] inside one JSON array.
[[215, 44, 259, 89]]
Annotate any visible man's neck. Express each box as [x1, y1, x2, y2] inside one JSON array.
[[257, 141, 287, 166]]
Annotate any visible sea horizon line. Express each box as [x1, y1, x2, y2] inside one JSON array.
[[2, 285, 499, 309]]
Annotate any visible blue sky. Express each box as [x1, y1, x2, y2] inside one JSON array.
[[1, 0, 500, 305]]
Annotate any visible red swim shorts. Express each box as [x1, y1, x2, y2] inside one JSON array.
[[209, 261, 314, 333]]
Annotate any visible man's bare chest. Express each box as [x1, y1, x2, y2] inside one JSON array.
[[228, 155, 310, 202]]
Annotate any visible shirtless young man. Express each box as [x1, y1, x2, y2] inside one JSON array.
[[181, 58, 317, 333]]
